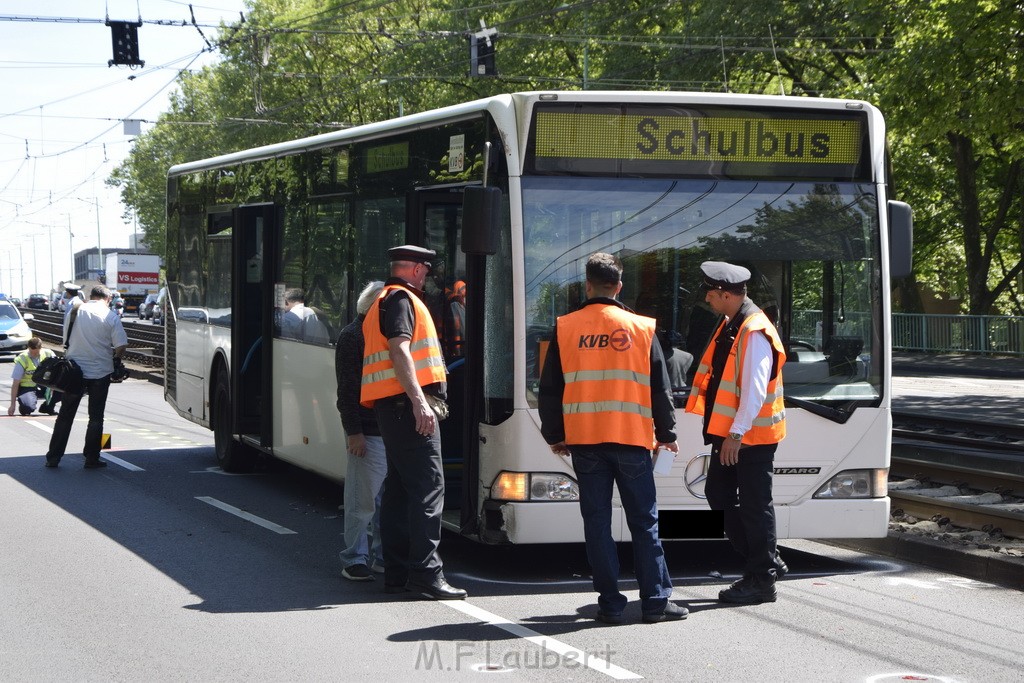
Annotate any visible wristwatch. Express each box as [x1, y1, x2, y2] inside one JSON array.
[[728, 432, 743, 442]]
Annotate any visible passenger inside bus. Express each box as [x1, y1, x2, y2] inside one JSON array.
[[280, 288, 330, 344]]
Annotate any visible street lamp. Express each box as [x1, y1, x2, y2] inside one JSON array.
[[70, 197, 103, 280]]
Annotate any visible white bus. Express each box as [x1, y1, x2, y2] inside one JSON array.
[[165, 91, 912, 544]]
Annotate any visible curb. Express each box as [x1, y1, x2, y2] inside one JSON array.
[[827, 533, 1024, 591]]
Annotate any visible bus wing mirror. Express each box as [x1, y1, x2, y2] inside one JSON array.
[[462, 186, 501, 256], [888, 200, 913, 279]]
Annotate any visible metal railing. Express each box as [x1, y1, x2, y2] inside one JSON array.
[[892, 312, 1024, 357], [793, 310, 1024, 357]]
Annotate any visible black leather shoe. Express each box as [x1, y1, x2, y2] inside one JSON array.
[[595, 610, 624, 625], [83, 459, 108, 469], [642, 602, 689, 623], [719, 577, 777, 604], [409, 578, 467, 600], [774, 551, 789, 579], [44, 459, 60, 468]]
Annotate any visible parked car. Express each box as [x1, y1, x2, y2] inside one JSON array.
[[139, 293, 159, 320], [8, 297, 21, 308], [0, 298, 34, 358], [25, 293, 50, 310]]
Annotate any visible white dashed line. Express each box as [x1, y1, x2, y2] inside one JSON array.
[[195, 496, 297, 534], [99, 453, 145, 471], [441, 600, 642, 680], [26, 421, 55, 435]]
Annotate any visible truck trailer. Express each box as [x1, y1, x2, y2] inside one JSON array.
[[104, 252, 161, 315]]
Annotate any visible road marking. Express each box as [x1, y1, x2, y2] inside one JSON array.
[[886, 577, 940, 590], [441, 600, 642, 680], [100, 453, 145, 471], [21, 421, 145, 470], [195, 496, 297, 534], [190, 467, 261, 476]]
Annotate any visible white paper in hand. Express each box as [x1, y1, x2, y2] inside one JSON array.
[[652, 448, 675, 475]]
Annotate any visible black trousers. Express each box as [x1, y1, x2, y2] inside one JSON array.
[[46, 376, 111, 462], [704, 438, 778, 580], [373, 395, 445, 586]]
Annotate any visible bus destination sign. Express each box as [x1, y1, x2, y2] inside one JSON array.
[[527, 104, 869, 180]]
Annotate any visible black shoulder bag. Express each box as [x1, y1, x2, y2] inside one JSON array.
[[32, 306, 84, 395]]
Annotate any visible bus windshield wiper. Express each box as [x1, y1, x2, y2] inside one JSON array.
[[785, 396, 856, 424]]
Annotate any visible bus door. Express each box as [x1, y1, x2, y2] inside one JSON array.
[[409, 188, 470, 513], [231, 203, 278, 449]]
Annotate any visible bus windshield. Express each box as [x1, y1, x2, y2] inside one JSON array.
[[522, 177, 882, 409]]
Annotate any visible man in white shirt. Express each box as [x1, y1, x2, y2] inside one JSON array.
[[685, 261, 788, 605], [45, 285, 128, 469], [281, 288, 329, 344]]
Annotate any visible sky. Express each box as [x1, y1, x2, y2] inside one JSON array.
[[0, 0, 250, 297]]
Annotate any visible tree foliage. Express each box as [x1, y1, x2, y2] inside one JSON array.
[[110, 0, 1024, 314]]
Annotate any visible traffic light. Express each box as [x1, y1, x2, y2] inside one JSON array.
[[107, 20, 144, 68], [468, 24, 497, 77]]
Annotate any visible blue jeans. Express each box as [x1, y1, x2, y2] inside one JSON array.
[[571, 447, 673, 615], [340, 434, 387, 569], [45, 376, 111, 463]]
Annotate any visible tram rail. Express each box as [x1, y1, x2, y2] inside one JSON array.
[[27, 309, 165, 368], [892, 412, 1024, 539]]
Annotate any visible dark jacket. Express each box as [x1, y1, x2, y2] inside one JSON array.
[[335, 314, 380, 437], [538, 297, 676, 449]]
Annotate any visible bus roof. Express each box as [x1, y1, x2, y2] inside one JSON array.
[[168, 90, 882, 178]]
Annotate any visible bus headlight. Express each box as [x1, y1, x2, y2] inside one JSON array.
[[813, 468, 888, 499], [491, 471, 579, 502]]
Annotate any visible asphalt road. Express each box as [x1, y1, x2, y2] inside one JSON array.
[[1, 375, 1021, 681]]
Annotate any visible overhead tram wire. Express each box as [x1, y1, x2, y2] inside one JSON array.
[[0, 48, 214, 123], [15, 52, 206, 161]]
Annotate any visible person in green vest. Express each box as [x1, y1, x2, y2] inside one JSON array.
[[7, 337, 60, 416]]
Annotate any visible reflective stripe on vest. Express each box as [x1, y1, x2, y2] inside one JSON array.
[[556, 304, 657, 450], [685, 311, 787, 445], [360, 284, 446, 407]]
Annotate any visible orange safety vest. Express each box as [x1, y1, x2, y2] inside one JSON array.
[[360, 284, 446, 407], [686, 310, 786, 445], [556, 303, 657, 450]]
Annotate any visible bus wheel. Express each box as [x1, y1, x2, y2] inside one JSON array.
[[213, 371, 255, 473]]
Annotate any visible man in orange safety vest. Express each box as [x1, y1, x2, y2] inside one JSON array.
[[686, 261, 787, 605]]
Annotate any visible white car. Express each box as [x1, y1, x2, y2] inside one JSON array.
[[0, 298, 34, 358]]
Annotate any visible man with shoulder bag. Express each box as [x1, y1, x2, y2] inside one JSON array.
[[45, 285, 129, 469]]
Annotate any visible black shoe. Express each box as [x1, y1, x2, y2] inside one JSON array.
[[409, 578, 467, 600], [719, 577, 777, 605], [39, 406, 57, 415], [774, 551, 788, 579], [83, 459, 108, 469], [643, 602, 689, 624], [44, 459, 60, 468], [595, 610, 625, 625], [384, 584, 410, 594], [342, 564, 374, 582]]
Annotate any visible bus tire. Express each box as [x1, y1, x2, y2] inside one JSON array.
[[213, 370, 255, 473]]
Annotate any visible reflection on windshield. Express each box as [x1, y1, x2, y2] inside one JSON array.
[[522, 177, 882, 410]]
